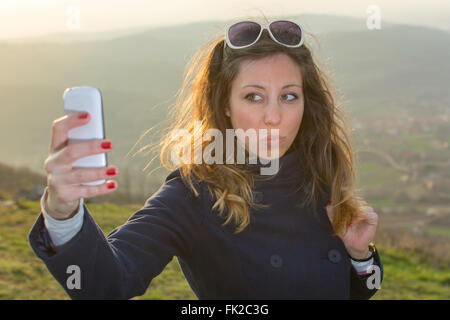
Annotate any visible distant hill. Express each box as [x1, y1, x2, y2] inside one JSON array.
[[0, 162, 46, 199], [3, 14, 395, 44], [0, 160, 162, 205]]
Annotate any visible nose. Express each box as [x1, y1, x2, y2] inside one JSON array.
[[264, 101, 281, 126]]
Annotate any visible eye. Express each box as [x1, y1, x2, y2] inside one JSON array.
[[283, 93, 298, 102], [244, 93, 263, 102]]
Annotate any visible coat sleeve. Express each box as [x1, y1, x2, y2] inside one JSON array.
[[27, 170, 201, 299], [349, 248, 384, 299], [319, 186, 384, 300]]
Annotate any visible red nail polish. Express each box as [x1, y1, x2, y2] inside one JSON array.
[[79, 112, 89, 119], [107, 181, 116, 189], [328, 200, 332, 205], [106, 168, 117, 176], [101, 141, 112, 149]]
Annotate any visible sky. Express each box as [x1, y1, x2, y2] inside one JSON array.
[[0, 0, 449, 39]]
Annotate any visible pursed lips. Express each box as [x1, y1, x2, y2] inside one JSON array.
[[262, 135, 285, 146]]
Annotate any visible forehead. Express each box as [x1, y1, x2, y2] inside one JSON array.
[[234, 53, 303, 86]]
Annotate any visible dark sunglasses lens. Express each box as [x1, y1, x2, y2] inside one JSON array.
[[269, 21, 302, 46], [228, 21, 261, 47]]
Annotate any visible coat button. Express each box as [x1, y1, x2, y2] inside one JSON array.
[[328, 249, 342, 263], [270, 254, 283, 268], [253, 191, 263, 203]]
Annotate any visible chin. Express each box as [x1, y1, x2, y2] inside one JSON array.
[[258, 146, 285, 160]]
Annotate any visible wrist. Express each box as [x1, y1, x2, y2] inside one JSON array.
[[44, 190, 80, 221], [347, 242, 376, 261], [347, 248, 370, 260]]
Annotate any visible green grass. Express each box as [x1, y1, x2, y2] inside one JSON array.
[[356, 161, 403, 187], [365, 198, 401, 208], [373, 247, 450, 300], [425, 226, 450, 237], [0, 197, 448, 299], [398, 133, 435, 154]]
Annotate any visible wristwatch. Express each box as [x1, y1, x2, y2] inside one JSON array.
[[348, 241, 376, 262]]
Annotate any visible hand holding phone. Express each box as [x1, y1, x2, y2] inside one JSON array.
[[63, 86, 108, 186], [42, 86, 119, 220]]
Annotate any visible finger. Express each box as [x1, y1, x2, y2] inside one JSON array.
[[358, 199, 368, 205], [347, 209, 368, 226], [50, 112, 90, 153], [53, 166, 119, 185], [52, 179, 118, 203], [326, 204, 334, 224], [353, 207, 377, 224], [59, 138, 113, 167], [360, 205, 374, 213], [79, 180, 119, 199]]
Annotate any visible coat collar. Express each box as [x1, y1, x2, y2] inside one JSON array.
[[244, 146, 303, 183]]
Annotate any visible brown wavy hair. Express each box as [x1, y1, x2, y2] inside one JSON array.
[[145, 22, 364, 236]]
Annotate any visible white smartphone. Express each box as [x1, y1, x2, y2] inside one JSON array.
[[63, 86, 107, 186]]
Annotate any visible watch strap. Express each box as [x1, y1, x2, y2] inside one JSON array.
[[348, 242, 376, 262]]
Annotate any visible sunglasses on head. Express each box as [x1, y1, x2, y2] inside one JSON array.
[[224, 20, 304, 51]]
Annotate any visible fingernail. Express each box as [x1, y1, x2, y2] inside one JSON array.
[[107, 181, 116, 189], [101, 141, 112, 149], [79, 112, 89, 119], [106, 168, 117, 176], [328, 200, 332, 205]]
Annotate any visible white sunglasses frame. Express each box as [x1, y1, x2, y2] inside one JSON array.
[[224, 20, 304, 51]]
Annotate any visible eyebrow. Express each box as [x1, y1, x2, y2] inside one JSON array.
[[242, 84, 302, 89]]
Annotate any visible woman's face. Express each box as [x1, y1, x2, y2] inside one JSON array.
[[228, 53, 304, 158]]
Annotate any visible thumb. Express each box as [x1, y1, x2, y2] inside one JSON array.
[[326, 200, 333, 223]]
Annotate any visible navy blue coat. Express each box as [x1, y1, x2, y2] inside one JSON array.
[[28, 147, 383, 299]]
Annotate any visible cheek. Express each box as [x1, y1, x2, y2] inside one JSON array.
[[286, 106, 304, 134], [229, 105, 262, 130]]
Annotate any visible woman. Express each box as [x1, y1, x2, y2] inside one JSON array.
[[29, 19, 383, 299]]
